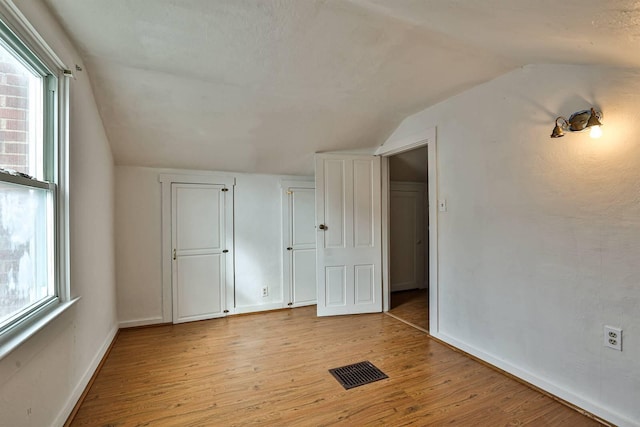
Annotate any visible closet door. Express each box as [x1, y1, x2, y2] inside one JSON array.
[[390, 182, 425, 292], [283, 182, 316, 307], [172, 183, 227, 323]]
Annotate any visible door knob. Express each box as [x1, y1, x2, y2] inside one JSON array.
[[287, 247, 293, 251], [318, 224, 327, 230]]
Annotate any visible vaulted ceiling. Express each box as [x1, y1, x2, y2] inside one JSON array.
[[44, 0, 640, 175]]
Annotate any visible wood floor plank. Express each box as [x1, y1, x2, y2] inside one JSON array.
[[69, 306, 604, 426]]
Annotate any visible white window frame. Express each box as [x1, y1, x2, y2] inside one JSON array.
[[0, 2, 73, 360]]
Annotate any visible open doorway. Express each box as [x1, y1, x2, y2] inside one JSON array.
[[387, 146, 429, 331]]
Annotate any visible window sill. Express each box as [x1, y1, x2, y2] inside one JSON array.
[[0, 297, 80, 361]]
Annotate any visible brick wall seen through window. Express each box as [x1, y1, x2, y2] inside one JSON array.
[[0, 49, 30, 174], [0, 48, 32, 319]]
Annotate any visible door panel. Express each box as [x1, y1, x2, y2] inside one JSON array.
[[176, 187, 222, 252], [316, 154, 381, 316], [326, 266, 346, 306], [292, 249, 316, 304], [172, 183, 227, 323], [292, 190, 316, 247], [176, 254, 222, 322], [354, 264, 374, 304], [354, 160, 374, 248], [324, 160, 346, 249]]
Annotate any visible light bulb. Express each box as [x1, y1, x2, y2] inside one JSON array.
[[590, 125, 602, 139]]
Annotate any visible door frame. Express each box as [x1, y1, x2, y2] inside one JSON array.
[[159, 173, 235, 323], [376, 126, 438, 333]]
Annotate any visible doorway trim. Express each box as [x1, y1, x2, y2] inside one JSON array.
[[376, 127, 439, 334], [159, 173, 236, 323]]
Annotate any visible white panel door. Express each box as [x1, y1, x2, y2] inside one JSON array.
[[390, 184, 425, 292], [283, 185, 317, 307], [172, 183, 227, 323], [315, 154, 382, 316]]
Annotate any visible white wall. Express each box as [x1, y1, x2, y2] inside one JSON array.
[[116, 166, 311, 325], [382, 64, 640, 426], [0, 1, 117, 426], [115, 167, 163, 325]]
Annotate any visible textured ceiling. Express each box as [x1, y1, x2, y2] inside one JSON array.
[[43, 0, 640, 175]]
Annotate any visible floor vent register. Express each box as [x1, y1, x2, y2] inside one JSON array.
[[328, 361, 388, 390]]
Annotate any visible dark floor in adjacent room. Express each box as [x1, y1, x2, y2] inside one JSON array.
[[389, 288, 429, 331]]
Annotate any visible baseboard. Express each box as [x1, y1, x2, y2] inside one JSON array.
[[233, 302, 286, 314], [431, 331, 636, 427], [53, 324, 119, 427], [119, 316, 165, 328]]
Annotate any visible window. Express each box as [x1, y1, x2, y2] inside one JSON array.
[[0, 15, 63, 344]]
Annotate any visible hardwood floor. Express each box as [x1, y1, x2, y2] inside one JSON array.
[[389, 289, 429, 331], [69, 306, 603, 426]]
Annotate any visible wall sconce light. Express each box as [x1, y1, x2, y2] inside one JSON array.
[[550, 107, 603, 139]]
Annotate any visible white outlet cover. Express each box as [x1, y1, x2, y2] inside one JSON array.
[[438, 199, 447, 212], [604, 325, 622, 351]]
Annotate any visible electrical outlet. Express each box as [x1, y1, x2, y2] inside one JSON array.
[[604, 326, 622, 351], [262, 286, 268, 297]]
